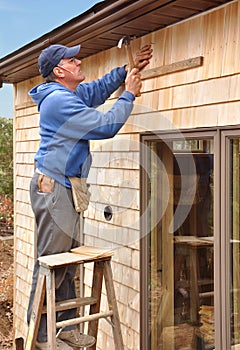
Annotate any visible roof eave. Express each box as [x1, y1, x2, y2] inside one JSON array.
[[0, 0, 234, 84]]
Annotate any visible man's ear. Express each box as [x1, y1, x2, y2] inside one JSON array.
[[53, 66, 64, 78]]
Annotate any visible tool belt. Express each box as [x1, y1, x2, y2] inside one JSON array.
[[69, 177, 91, 213], [37, 174, 55, 193]]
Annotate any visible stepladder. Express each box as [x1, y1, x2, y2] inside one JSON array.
[[24, 246, 124, 350]]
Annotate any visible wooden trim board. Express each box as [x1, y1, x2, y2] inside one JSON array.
[[141, 56, 204, 80]]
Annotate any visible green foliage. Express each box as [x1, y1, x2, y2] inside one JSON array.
[[0, 117, 13, 198]]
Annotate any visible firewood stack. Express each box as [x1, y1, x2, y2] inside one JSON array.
[[199, 305, 215, 344]]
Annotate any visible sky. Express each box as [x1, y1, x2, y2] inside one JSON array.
[[0, 0, 102, 118]]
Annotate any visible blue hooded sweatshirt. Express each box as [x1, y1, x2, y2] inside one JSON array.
[[29, 66, 134, 188]]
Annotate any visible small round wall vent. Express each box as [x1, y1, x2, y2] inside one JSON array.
[[104, 206, 113, 221]]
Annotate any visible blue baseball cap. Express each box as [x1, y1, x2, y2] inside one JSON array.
[[38, 44, 81, 78]]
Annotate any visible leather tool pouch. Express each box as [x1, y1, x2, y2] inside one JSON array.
[[69, 177, 91, 213], [38, 174, 55, 193]]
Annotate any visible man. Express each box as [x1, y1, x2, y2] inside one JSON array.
[[27, 43, 152, 349]]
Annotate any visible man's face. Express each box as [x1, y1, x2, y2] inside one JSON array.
[[58, 56, 85, 84]]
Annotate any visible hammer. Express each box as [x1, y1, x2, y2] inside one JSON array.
[[118, 35, 141, 96], [118, 35, 135, 70]]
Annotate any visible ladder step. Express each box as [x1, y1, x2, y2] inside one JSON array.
[[56, 311, 114, 329], [42, 296, 97, 314]]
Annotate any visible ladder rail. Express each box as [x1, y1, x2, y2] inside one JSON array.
[[25, 269, 46, 350]]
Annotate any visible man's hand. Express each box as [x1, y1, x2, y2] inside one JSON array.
[[125, 67, 142, 97], [134, 44, 153, 71]]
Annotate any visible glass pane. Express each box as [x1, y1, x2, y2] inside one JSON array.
[[229, 139, 240, 348], [147, 138, 214, 350]]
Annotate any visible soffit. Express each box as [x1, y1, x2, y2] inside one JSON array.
[[0, 0, 233, 84]]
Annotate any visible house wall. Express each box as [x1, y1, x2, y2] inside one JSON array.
[[13, 1, 240, 348], [13, 75, 43, 339]]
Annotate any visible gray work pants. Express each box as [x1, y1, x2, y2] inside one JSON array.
[[27, 172, 80, 342]]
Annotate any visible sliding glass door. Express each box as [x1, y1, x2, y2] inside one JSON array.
[[141, 131, 216, 350], [141, 128, 240, 349]]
